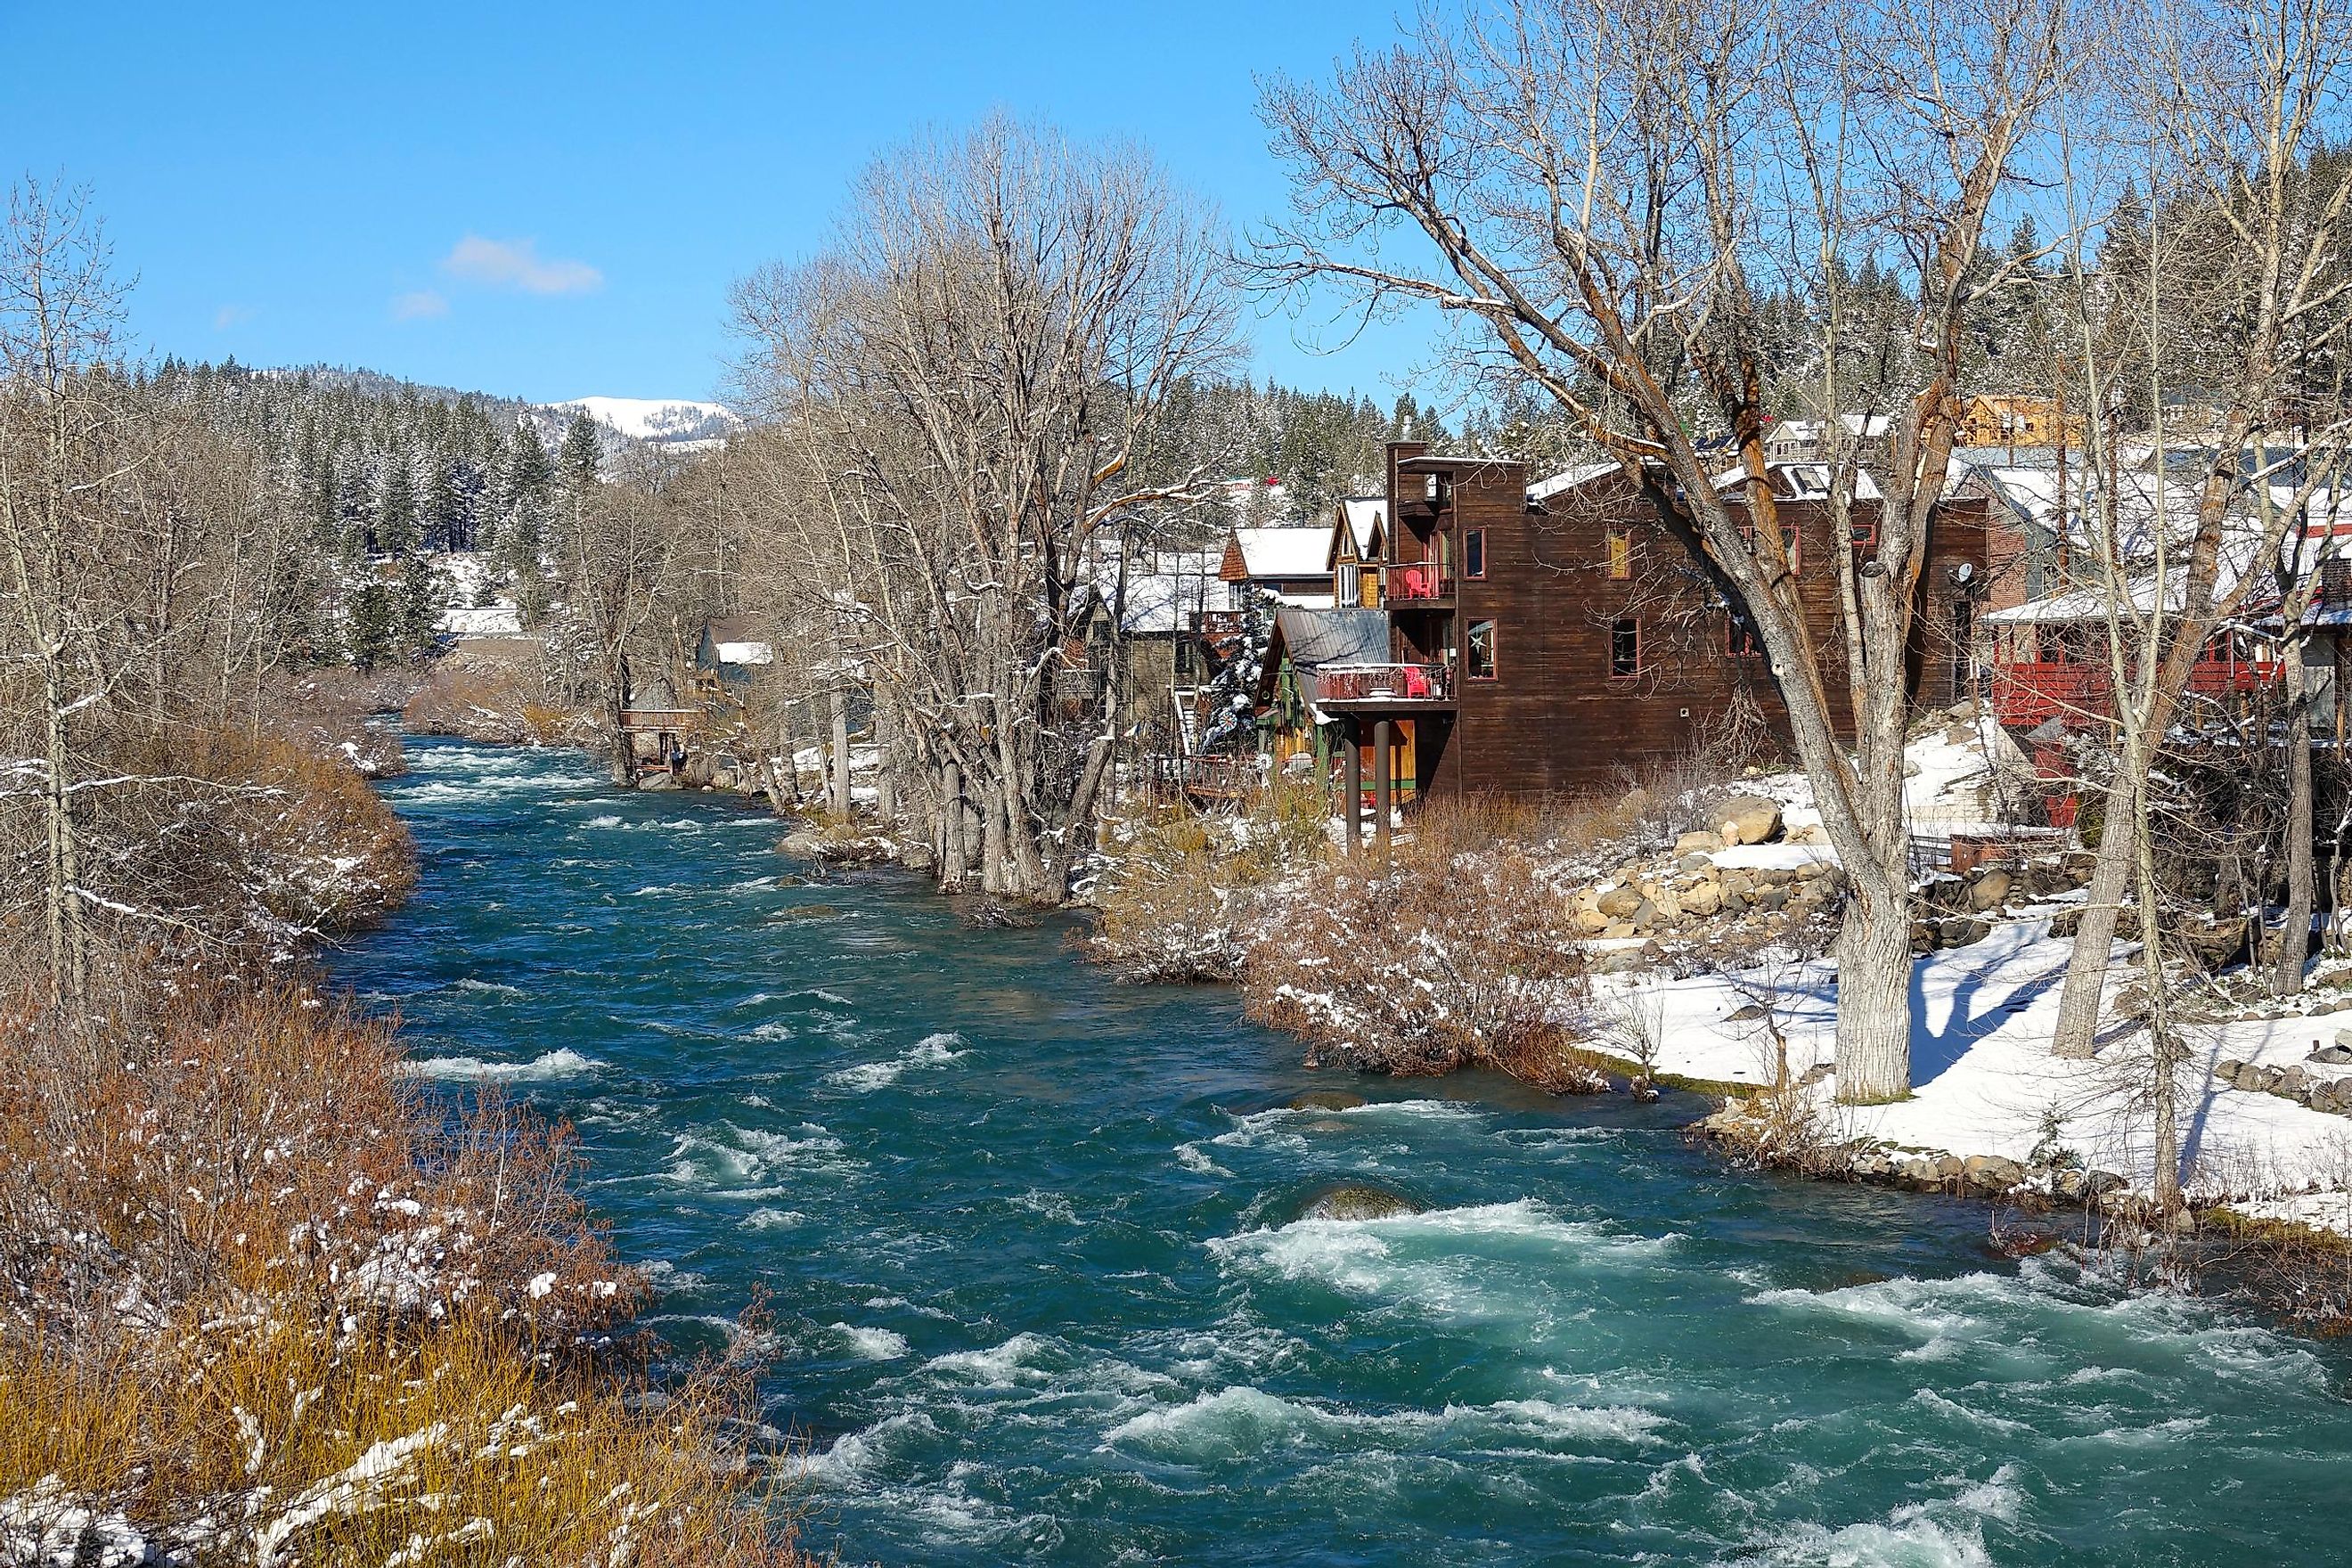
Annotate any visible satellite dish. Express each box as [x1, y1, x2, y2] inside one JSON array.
[[1950, 560, 1977, 584]]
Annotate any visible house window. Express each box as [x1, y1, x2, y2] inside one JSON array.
[[1467, 619, 1498, 681], [1606, 530, 1632, 580], [1727, 613, 1762, 658], [1337, 563, 1360, 605], [1742, 520, 1801, 573], [1465, 528, 1487, 579], [1610, 617, 1640, 678]]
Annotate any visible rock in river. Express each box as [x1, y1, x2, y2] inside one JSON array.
[[1288, 1090, 1369, 1112], [1294, 1183, 1425, 1222]]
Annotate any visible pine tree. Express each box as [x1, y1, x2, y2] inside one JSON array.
[[559, 412, 602, 488], [347, 583, 396, 670], [378, 463, 421, 559], [397, 556, 441, 650]]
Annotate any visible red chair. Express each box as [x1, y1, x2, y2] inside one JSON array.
[[1399, 567, 1425, 598], [1401, 666, 1431, 698]]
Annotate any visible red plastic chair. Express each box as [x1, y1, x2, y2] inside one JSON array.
[[1400, 567, 1425, 599], [1401, 666, 1431, 698]]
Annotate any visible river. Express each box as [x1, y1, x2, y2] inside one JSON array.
[[325, 737, 2350, 1565]]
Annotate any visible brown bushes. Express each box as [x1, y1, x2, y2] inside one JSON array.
[[0, 978, 812, 1565], [1090, 783, 1329, 983], [1241, 797, 1602, 1090]]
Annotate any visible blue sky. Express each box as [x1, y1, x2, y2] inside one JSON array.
[[4, 1, 1438, 406]]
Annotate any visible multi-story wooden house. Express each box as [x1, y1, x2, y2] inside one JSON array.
[[1255, 441, 1993, 819]]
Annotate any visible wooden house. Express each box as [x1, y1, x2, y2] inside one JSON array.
[[1254, 441, 1993, 822], [1220, 526, 1339, 607]]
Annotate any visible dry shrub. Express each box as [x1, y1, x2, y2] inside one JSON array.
[[108, 724, 418, 947], [404, 664, 536, 745], [0, 1306, 808, 1566], [0, 978, 813, 1564], [1242, 797, 1601, 1089], [1091, 783, 1329, 982]]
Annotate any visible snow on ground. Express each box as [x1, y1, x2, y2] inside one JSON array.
[[1599, 911, 2352, 1221]]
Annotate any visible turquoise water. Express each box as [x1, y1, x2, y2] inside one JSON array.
[[330, 738, 2352, 1565]]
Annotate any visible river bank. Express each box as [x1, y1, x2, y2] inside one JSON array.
[[323, 736, 2352, 1565]]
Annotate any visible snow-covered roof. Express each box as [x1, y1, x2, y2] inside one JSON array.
[[715, 641, 774, 666], [1711, 461, 1884, 502], [439, 604, 522, 639], [1337, 497, 1384, 558], [1227, 527, 1332, 581], [1528, 462, 1617, 502], [1096, 551, 1232, 635]]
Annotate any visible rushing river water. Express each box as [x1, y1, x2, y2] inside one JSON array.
[[326, 737, 2352, 1565]]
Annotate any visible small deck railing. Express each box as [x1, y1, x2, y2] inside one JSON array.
[[1384, 560, 1451, 601], [1315, 662, 1455, 704], [1142, 753, 1257, 801], [1989, 658, 2280, 728]]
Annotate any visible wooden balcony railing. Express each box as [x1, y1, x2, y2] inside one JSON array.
[[1315, 662, 1455, 704], [1384, 560, 1451, 601], [1990, 658, 2280, 728]]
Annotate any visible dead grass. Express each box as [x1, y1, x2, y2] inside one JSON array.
[[0, 977, 813, 1564]]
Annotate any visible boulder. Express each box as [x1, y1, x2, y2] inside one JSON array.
[[1573, 906, 1612, 935], [1725, 1002, 1768, 1022], [1966, 868, 2013, 911], [1962, 1154, 2027, 1194], [2307, 1079, 2344, 1114], [2246, 1064, 2285, 1094], [1603, 922, 1636, 942], [638, 772, 682, 792], [2048, 909, 2081, 939], [1675, 853, 1713, 875], [1674, 829, 1724, 856], [1681, 880, 1724, 918], [2213, 1058, 2246, 1088], [1937, 917, 1991, 949], [1597, 885, 1644, 919], [1287, 1090, 1368, 1112], [1295, 1183, 1425, 1222], [2277, 1065, 2314, 1101], [2311, 1042, 2352, 1066], [1592, 946, 1649, 974], [1718, 796, 1784, 846]]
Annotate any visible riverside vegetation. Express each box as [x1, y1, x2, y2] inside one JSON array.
[[0, 189, 813, 1564]]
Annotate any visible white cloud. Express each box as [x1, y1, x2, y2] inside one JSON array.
[[440, 234, 603, 296], [213, 304, 254, 330], [392, 290, 450, 322]]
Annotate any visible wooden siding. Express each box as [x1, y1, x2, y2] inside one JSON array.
[[1382, 448, 1991, 798]]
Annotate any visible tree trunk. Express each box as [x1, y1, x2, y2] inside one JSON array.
[[981, 782, 1007, 895], [2274, 638, 2315, 994], [941, 760, 968, 885], [876, 702, 897, 826], [2052, 766, 2143, 1058], [829, 685, 852, 818], [1834, 875, 1914, 1102]]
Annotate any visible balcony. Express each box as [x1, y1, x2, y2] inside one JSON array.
[[1315, 662, 1456, 707], [1384, 560, 1453, 604], [1989, 658, 2280, 729]]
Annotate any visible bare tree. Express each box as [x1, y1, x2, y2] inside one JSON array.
[[730, 115, 1238, 901], [2047, 0, 2352, 1066], [1254, 0, 2075, 1099]]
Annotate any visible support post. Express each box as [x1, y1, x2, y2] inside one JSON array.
[[1373, 718, 1393, 862], [1340, 719, 1361, 859]]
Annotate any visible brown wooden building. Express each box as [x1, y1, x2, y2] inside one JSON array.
[[1258, 441, 1993, 811]]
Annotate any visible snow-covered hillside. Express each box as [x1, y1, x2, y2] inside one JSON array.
[[539, 396, 739, 452]]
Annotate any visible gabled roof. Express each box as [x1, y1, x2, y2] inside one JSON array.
[[1711, 461, 1885, 502], [1327, 497, 1386, 568], [1221, 526, 1333, 583]]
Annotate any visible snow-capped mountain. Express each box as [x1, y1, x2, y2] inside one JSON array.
[[539, 396, 740, 452]]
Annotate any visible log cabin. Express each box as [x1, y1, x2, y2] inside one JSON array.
[[1253, 441, 1994, 821]]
